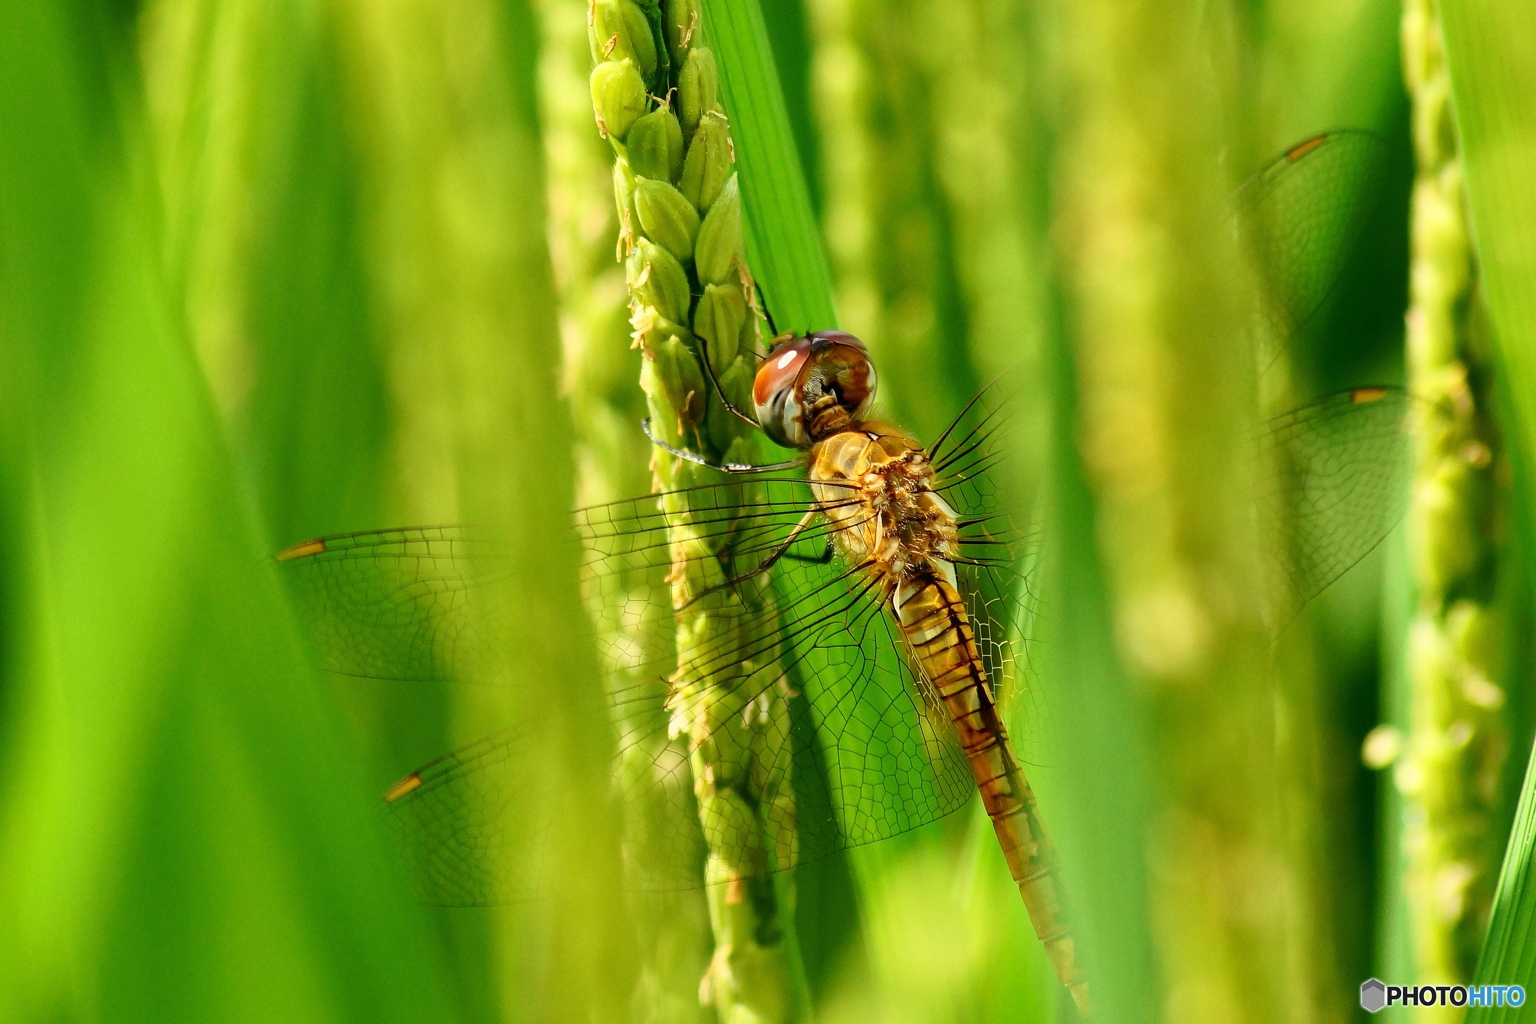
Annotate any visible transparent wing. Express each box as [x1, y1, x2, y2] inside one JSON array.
[[578, 474, 978, 884], [1260, 385, 1412, 621], [1237, 131, 1390, 361], [379, 727, 549, 905], [280, 452, 1028, 904], [925, 375, 1049, 763], [1232, 131, 1409, 616], [275, 526, 497, 682]]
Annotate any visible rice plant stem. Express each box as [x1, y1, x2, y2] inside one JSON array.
[[1399, 0, 1508, 1005], [588, 1, 803, 1019]]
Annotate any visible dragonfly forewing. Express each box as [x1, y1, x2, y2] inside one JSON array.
[[1237, 130, 1391, 361], [276, 526, 502, 683], [1261, 385, 1412, 624]]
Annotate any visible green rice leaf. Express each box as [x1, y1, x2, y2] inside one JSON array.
[[1441, 0, 1536, 1011], [0, 6, 459, 1023], [699, 0, 836, 333]]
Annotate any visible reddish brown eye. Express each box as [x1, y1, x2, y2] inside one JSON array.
[[752, 338, 811, 409], [753, 336, 813, 449]]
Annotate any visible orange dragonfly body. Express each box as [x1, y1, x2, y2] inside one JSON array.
[[805, 411, 1084, 1006]]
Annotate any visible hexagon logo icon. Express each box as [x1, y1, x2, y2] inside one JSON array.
[[1361, 978, 1387, 1013]]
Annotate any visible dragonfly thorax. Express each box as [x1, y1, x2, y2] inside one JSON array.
[[809, 425, 961, 585]]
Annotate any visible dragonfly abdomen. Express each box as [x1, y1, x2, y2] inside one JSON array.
[[808, 422, 1089, 1011], [892, 568, 1091, 1016]]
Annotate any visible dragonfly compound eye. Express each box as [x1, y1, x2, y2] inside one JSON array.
[[753, 330, 877, 448]]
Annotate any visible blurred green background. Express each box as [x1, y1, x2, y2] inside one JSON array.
[[3, 0, 1536, 1021]]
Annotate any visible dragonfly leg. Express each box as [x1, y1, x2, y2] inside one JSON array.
[[641, 418, 802, 474], [681, 509, 823, 610], [695, 332, 766, 430]]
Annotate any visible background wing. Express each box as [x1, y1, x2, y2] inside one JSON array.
[[276, 526, 496, 682], [1231, 133, 1411, 623], [379, 728, 549, 906], [1261, 386, 1412, 621], [1237, 130, 1390, 354]]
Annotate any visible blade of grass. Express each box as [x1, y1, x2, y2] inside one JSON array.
[[1048, 0, 1338, 1017], [1438, 0, 1536, 1010], [699, 0, 836, 333], [331, 0, 640, 1016], [801, 0, 979, 441], [1039, 263, 1159, 1024], [139, 0, 436, 811], [757, 0, 821, 218], [1440, 0, 1536, 487], [141, 0, 392, 550], [1397, 0, 1509, 993], [0, 5, 458, 1022]]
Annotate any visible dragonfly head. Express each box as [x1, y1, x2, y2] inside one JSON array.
[[753, 330, 877, 448]]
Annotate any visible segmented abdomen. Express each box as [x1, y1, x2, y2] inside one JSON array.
[[892, 568, 1091, 1016]]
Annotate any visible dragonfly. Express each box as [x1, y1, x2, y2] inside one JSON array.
[[275, 130, 1404, 1017]]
